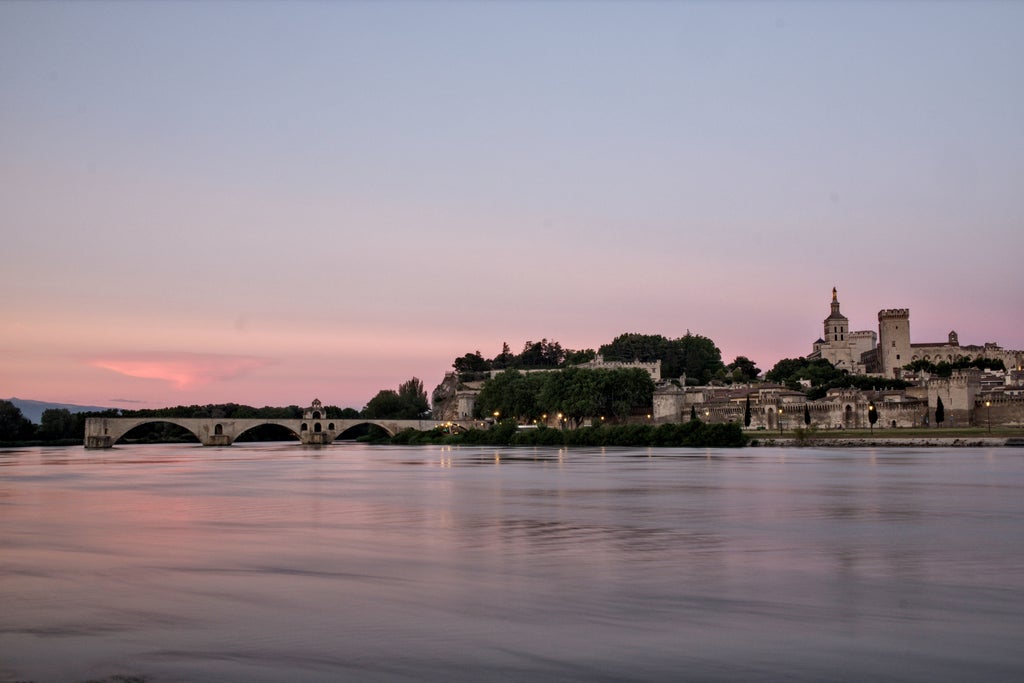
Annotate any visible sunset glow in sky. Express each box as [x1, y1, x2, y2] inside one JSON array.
[[3, 1, 1023, 411]]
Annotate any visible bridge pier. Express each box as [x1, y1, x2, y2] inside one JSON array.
[[85, 435, 114, 449], [301, 432, 332, 445]]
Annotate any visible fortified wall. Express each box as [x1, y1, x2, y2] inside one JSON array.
[[654, 385, 927, 430], [977, 396, 1024, 428], [927, 370, 981, 426]]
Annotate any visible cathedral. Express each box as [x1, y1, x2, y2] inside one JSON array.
[[807, 288, 876, 374], [808, 288, 1022, 378]]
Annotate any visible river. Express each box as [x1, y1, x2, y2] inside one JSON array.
[[2, 443, 1023, 682]]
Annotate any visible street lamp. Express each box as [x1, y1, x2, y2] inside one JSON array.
[[778, 407, 783, 436], [493, 410, 500, 424], [985, 400, 992, 434]]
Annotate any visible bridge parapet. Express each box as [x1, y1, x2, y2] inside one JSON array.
[[83, 416, 474, 448]]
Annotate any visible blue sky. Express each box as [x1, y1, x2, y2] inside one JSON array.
[[2, 1, 1022, 409]]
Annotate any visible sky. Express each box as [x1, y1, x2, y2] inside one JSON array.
[[2, 1, 1023, 411]]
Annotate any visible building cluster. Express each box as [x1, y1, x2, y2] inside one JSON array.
[[807, 287, 1021, 377], [432, 289, 1024, 429], [655, 289, 1023, 430]]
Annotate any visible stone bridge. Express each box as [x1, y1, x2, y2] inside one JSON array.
[[84, 400, 477, 448]]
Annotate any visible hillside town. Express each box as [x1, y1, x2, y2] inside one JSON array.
[[432, 289, 1024, 431]]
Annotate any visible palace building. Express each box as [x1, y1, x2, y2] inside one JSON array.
[[808, 288, 1023, 378]]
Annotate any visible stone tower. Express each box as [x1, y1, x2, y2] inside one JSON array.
[[877, 309, 911, 378], [824, 287, 849, 342]]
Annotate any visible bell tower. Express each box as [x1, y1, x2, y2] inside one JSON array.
[[823, 287, 849, 342]]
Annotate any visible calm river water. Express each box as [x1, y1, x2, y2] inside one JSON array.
[[2, 443, 1023, 682]]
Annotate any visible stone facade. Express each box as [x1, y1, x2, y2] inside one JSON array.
[[926, 370, 981, 427], [808, 289, 876, 374], [576, 354, 662, 381], [431, 372, 483, 421], [808, 290, 1023, 380]]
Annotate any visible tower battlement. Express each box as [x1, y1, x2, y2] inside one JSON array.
[[878, 309, 909, 320]]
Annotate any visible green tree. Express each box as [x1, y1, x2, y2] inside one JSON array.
[[595, 368, 655, 419], [397, 377, 430, 416], [744, 395, 752, 427], [491, 342, 514, 370], [452, 351, 490, 378], [804, 404, 811, 427], [765, 357, 847, 393], [38, 408, 76, 440], [868, 401, 878, 433], [515, 339, 565, 368], [564, 348, 597, 365], [935, 396, 945, 426], [904, 356, 1006, 377], [475, 370, 545, 422], [362, 390, 405, 419], [727, 356, 761, 382], [599, 331, 725, 384], [690, 405, 698, 421], [363, 377, 430, 419], [538, 367, 604, 428], [764, 357, 810, 384], [0, 400, 35, 441]]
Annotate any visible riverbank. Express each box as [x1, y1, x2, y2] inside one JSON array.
[[751, 435, 1022, 448]]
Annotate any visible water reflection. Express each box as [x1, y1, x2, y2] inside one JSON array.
[[1, 444, 1022, 682]]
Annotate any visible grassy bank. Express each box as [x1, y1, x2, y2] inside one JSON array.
[[379, 420, 748, 448], [745, 425, 1023, 447]]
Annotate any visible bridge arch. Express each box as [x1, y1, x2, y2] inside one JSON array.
[[333, 420, 399, 440], [234, 422, 301, 443], [107, 418, 203, 446]]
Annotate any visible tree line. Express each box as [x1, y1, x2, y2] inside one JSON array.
[[452, 332, 760, 386], [903, 357, 1005, 377], [387, 420, 747, 448], [475, 367, 656, 427]]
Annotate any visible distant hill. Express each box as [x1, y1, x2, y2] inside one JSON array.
[[5, 397, 114, 424]]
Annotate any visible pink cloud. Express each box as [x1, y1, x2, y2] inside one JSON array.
[[88, 352, 275, 390]]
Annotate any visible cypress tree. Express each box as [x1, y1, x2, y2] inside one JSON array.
[[744, 395, 752, 427], [935, 396, 945, 426]]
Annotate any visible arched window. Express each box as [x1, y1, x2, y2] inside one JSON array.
[[214, 424, 223, 435], [328, 423, 335, 431], [301, 423, 308, 432], [312, 411, 322, 420], [314, 423, 322, 433]]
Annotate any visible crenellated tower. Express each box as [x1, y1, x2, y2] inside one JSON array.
[[878, 309, 911, 378]]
